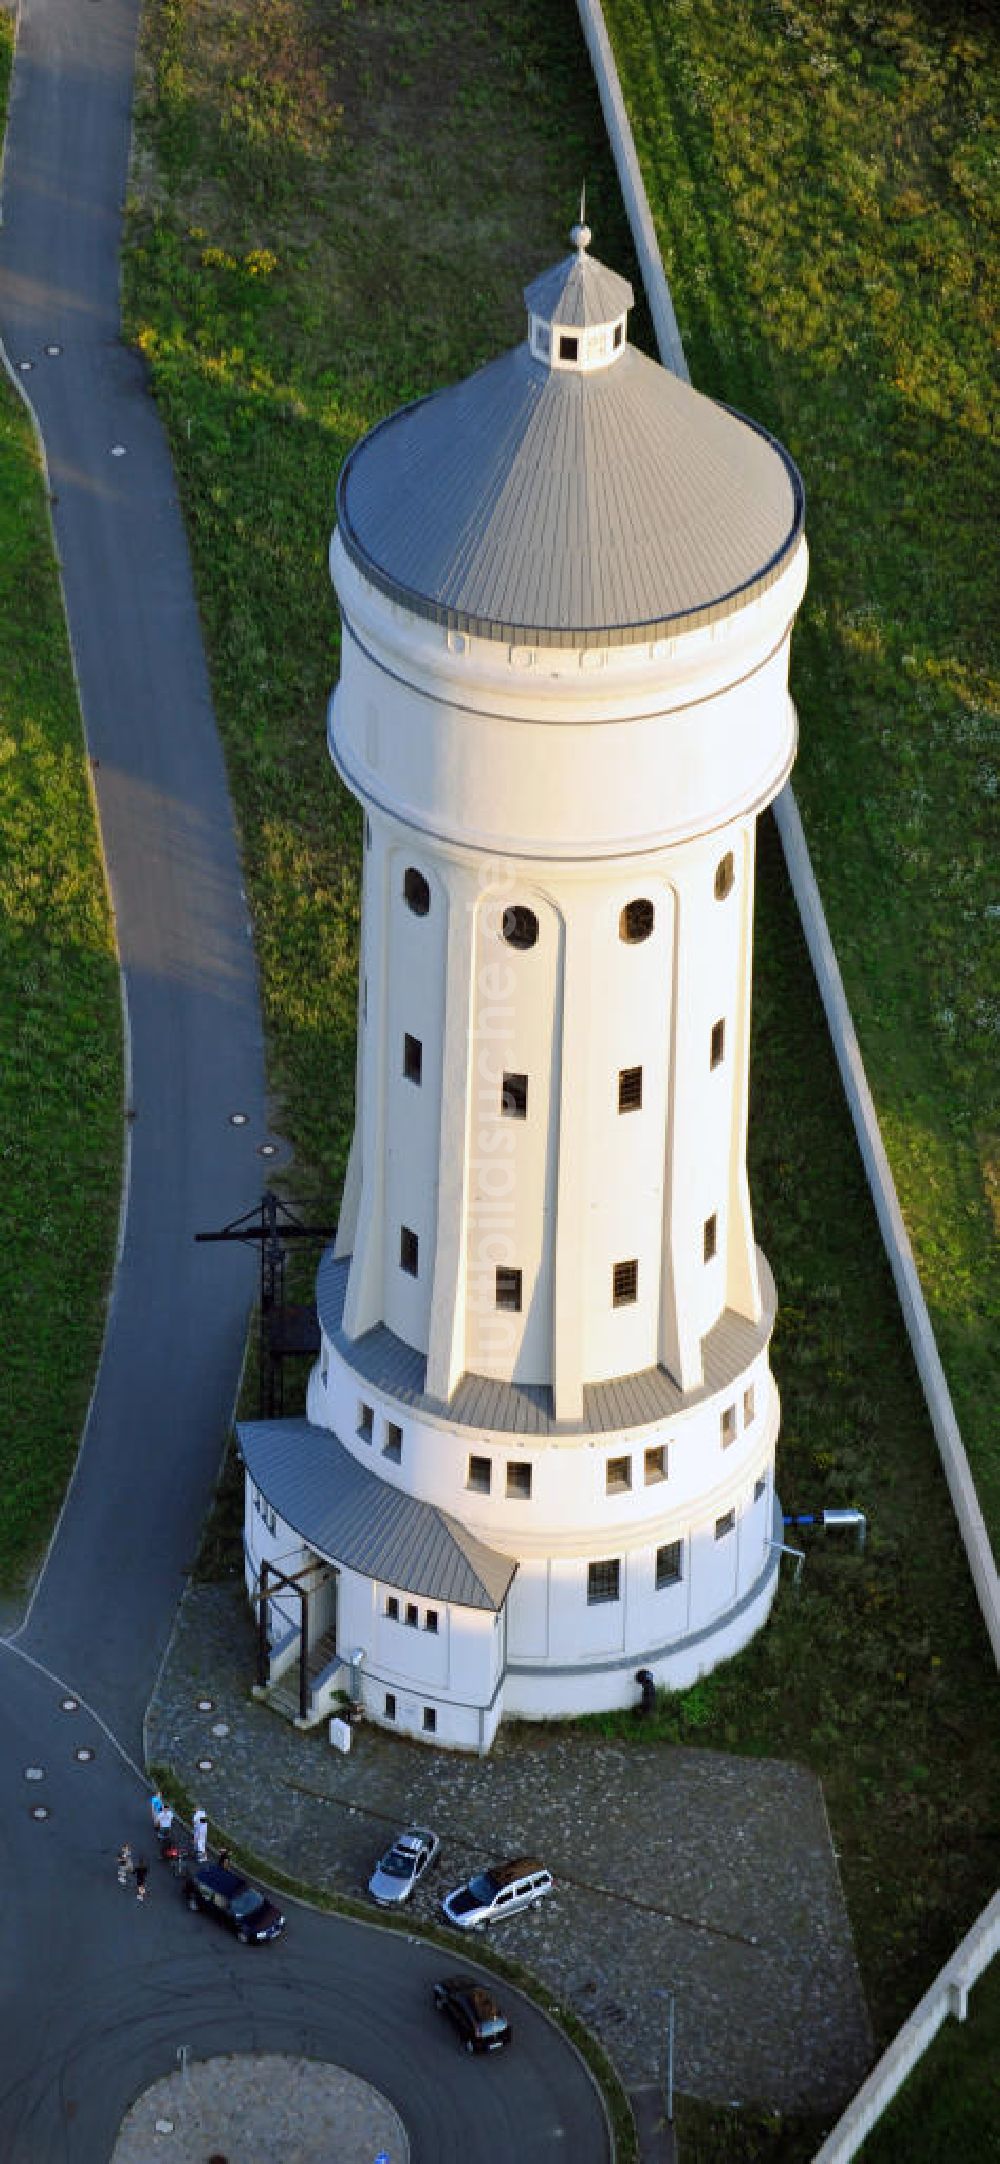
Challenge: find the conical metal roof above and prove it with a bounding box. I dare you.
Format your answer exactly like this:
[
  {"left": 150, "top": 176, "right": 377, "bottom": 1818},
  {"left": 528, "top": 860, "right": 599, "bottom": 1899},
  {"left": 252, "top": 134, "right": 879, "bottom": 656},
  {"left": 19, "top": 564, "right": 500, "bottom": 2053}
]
[{"left": 335, "top": 237, "right": 804, "bottom": 650}]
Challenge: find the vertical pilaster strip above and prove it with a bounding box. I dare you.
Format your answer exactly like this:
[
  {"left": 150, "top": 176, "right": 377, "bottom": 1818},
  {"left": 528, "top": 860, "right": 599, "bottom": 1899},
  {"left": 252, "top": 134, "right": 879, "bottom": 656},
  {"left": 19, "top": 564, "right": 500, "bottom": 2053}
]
[
  {"left": 552, "top": 910, "right": 586, "bottom": 1420},
  {"left": 659, "top": 878, "right": 704, "bottom": 1390},
  {"left": 726, "top": 822, "right": 763, "bottom": 1322},
  {"left": 342, "top": 832, "right": 389, "bottom": 1338},
  {"left": 425, "top": 869, "right": 477, "bottom": 1402}
]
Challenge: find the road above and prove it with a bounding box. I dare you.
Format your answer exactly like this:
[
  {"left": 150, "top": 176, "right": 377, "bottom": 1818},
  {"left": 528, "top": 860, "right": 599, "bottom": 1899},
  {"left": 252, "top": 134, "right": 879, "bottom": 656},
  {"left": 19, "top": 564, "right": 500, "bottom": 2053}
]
[{"left": 0, "top": 1, "right": 609, "bottom": 2156}]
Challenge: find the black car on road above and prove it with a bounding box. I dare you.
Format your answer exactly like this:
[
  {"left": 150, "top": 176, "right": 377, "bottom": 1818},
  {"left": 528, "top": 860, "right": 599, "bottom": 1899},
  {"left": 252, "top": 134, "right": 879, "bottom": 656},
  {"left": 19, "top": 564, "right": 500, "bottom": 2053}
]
[
  {"left": 433, "top": 1975, "right": 511, "bottom": 2053},
  {"left": 183, "top": 1862, "right": 285, "bottom": 1943}
]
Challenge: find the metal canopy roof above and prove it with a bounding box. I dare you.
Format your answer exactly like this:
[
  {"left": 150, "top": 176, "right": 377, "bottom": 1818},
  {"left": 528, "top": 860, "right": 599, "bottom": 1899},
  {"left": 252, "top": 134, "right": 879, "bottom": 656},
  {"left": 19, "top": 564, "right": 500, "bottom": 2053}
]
[
  {"left": 335, "top": 240, "right": 804, "bottom": 649},
  {"left": 524, "top": 244, "right": 633, "bottom": 328},
  {"left": 315, "top": 1249, "right": 774, "bottom": 1437},
  {"left": 239, "top": 1416, "right": 516, "bottom": 1612}
]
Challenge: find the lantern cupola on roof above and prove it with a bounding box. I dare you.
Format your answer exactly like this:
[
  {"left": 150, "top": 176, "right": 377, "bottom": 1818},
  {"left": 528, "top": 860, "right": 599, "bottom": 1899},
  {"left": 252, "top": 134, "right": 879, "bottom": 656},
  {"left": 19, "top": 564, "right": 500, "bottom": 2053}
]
[{"left": 524, "top": 214, "right": 634, "bottom": 372}]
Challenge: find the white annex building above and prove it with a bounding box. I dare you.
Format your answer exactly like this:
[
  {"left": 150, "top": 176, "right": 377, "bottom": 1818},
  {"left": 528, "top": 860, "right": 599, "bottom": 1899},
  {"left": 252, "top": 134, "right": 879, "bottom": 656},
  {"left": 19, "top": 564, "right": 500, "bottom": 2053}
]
[{"left": 241, "top": 220, "right": 808, "bottom": 1751}]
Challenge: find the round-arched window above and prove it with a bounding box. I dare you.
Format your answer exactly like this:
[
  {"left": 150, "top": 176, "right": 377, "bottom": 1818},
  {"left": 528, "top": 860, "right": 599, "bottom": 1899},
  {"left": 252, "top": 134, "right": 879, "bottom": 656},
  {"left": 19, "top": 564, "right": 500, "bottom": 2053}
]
[
  {"left": 619, "top": 897, "right": 655, "bottom": 944},
  {"left": 714, "top": 853, "right": 735, "bottom": 901},
  {"left": 502, "top": 904, "right": 539, "bottom": 951},
  {"left": 404, "top": 867, "right": 430, "bottom": 917}
]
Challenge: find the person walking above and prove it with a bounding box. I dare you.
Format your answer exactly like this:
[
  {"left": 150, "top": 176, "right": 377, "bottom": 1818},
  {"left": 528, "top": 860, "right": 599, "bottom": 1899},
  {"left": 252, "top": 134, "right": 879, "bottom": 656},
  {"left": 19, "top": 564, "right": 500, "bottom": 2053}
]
[
  {"left": 150, "top": 1791, "right": 164, "bottom": 1829},
  {"left": 192, "top": 1809, "right": 209, "bottom": 1863},
  {"left": 134, "top": 1858, "right": 150, "bottom": 1904},
  {"left": 116, "top": 1842, "right": 133, "bottom": 1886}
]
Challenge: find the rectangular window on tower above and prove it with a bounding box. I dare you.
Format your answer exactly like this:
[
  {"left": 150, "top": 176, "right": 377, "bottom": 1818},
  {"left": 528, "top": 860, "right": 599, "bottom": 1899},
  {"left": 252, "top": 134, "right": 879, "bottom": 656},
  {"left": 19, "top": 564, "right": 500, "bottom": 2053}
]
[
  {"left": 613, "top": 1259, "right": 638, "bottom": 1306},
  {"left": 710, "top": 1019, "right": 726, "bottom": 1069},
  {"left": 468, "top": 1455, "right": 492, "bottom": 1494},
  {"left": 403, "top": 1032, "right": 423, "bottom": 1085},
  {"left": 383, "top": 1422, "right": 403, "bottom": 1463},
  {"left": 644, "top": 1444, "right": 667, "bottom": 1485},
  {"left": 587, "top": 1558, "right": 621, "bottom": 1604},
  {"left": 618, "top": 1065, "right": 643, "bottom": 1112},
  {"left": 400, "top": 1225, "right": 419, "bottom": 1276},
  {"left": 506, "top": 1461, "right": 532, "bottom": 1501},
  {"left": 703, "top": 1215, "right": 718, "bottom": 1263},
  {"left": 656, "top": 1540, "right": 683, "bottom": 1588},
  {"left": 606, "top": 1455, "right": 632, "bottom": 1495},
  {"left": 501, "top": 1072, "right": 528, "bottom": 1118},
  {"left": 496, "top": 1266, "right": 522, "bottom": 1312}
]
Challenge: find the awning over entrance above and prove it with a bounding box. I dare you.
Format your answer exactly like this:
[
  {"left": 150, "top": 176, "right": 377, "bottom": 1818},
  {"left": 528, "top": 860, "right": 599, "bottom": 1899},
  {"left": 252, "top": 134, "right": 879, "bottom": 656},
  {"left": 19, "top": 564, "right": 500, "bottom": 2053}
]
[{"left": 239, "top": 1417, "right": 516, "bottom": 1612}]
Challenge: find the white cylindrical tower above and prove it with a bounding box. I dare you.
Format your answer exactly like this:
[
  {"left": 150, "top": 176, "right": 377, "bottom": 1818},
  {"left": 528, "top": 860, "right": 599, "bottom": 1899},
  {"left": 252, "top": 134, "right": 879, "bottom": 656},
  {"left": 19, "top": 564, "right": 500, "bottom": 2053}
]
[{"left": 246, "top": 221, "right": 807, "bottom": 1751}]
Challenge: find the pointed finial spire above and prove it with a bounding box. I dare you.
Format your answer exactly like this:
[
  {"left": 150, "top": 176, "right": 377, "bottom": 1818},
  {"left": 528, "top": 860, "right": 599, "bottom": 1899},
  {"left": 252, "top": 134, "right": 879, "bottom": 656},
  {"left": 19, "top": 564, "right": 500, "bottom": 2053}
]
[{"left": 570, "top": 182, "right": 591, "bottom": 255}]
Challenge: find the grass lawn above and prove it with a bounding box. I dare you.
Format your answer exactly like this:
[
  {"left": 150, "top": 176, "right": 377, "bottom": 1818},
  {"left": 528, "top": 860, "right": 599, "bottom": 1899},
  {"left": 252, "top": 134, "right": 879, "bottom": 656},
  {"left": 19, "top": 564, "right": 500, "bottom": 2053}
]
[
  {"left": 602, "top": 0, "right": 999, "bottom": 1539},
  {"left": 0, "top": 10, "right": 122, "bottom": 1591},
  {"left": 122, "top": 0, "right": 999, "bottom": 2156}
]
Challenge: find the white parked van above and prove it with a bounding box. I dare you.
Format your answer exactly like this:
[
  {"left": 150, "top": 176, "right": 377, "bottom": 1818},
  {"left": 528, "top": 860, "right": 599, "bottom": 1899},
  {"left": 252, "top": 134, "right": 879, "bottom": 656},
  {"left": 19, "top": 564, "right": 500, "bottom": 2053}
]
[{"left": 440, "top": 1855, "right": 554, "bottom": 1930}]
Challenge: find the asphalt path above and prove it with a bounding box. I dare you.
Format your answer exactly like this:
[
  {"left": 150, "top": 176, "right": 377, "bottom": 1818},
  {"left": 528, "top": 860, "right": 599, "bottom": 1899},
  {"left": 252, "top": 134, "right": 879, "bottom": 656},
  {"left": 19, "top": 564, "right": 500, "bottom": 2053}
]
[{"left": 0, "top": 3, "right": 609, "bottom": 2157}]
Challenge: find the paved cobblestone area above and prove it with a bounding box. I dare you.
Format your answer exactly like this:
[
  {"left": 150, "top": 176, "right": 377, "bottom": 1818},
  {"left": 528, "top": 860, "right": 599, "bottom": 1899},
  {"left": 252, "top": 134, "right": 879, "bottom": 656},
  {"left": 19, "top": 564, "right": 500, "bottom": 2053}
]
[
  {"left": 147, "top": 1584, "right": 873, "bottom": 2114},
  {"left": 111, "top": 2054, "right": 406, "bottom": 2162}
]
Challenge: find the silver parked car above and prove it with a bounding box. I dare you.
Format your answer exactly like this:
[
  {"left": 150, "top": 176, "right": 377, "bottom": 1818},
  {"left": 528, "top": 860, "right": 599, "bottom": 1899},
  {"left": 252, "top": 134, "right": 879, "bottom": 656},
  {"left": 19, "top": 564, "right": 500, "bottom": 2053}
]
[
  {"left": 440, "top": 1855, "right": 553, "bottom": 1929},
  {"left": 368, "top": 1825, "right": 440, "bottom": 1907}
]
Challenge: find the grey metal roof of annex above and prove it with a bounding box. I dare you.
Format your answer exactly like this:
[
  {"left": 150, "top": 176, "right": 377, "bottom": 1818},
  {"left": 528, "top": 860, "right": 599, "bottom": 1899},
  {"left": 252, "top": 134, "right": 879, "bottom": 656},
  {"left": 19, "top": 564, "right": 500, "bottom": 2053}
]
[
  {"left": 239, "top": 1417, "right": 516, "bottom": 1611},
  {"left": 335, "top": 227, "right": 804, "bottom": 650}
]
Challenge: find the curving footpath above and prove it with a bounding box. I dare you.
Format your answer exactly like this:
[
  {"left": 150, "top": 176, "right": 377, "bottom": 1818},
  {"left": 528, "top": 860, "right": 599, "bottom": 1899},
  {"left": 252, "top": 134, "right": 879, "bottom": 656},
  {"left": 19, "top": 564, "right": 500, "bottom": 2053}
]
[{"left": 0, "top": 2, "right": 611, "bottom": 2158}]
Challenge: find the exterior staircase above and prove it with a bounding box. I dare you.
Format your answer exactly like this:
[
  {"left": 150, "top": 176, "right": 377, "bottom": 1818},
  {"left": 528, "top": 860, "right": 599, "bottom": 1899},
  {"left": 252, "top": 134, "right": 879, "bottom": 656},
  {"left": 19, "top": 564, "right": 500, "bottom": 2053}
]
[{"left": 260, "top": 1626, "right": 343, "bottom": 1730}]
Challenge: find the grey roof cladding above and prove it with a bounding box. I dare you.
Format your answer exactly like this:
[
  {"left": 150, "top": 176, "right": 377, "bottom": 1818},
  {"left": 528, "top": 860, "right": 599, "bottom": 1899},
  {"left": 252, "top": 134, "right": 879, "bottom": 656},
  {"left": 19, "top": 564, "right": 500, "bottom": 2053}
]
[
  {"left": 315, "top": 1247, "right": 775, "bottom": 1436},
  {"left": 335, "top": 254, "right": 804, "bottom": 649},
  {"left": 239, "top": 1417, "right": 516, "bottom": 1611},
  {"left": 523, "top": 247, "right": 633, "bottom": 326}
]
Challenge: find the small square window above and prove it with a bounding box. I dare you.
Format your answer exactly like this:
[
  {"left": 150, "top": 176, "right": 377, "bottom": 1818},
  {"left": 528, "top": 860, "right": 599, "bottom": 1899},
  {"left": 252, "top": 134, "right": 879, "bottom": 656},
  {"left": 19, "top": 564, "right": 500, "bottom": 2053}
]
[
  {"left": 506, "top": 1461, "right": 532, "bottom": 1500},
  {"left": 656, "top": 1540, "right": 683, "bottom": 1588},
  {"left": 644, "top": 1444, "right": 667, "bottom": 1485},
  {"left": 744, "top": 1385, "right": 756, "bottom": 1427},
  {"left": 385, "top": 1595, "right": 399, "bottom": 1620},
  {"left": 613, "top": 1258, "right": 638, "bottom": 1306},
  {"left": 468, "top": 1454, "right": 492, "bottom": 1494},
  {"left": 710, "top": 1019, "right": 726, "bottom": 1069},
  {"left": 618, "top": 1065, "right": 643, "bottom": 1113},
  {"left": 425, "top": 1609, "right": 439, "bottom": 1634},
  {"left": 384, "top": 1691, "right": 396, "bottom": 1720},
  {"left": 502, "top": 1071, "right": 528, "bottom": 1118},
  {"left": 400, "top": 1225, "right": 419, "bottom": 1276},
  {"left": 405, "top": 1602, "right": 419, "bottom": 1628},
  {"left": 383, "top": 1421, "right": 403, "bottom": 1463},
  {"left": 404, "top": 1032, "right": 423, "bottom": 1084},
  {"left": 715, "top": 1509, "right": 736, "bottom": 1541},
  {"left": 496, "top": 1266, "right": 522, "bottom": 1312},
  {"left": 423, "top": 1706, "right": 437, "bottom": 1734},
  {"left": 703, "top": 1215, "right": 717, "bottom": 1263},
  {"left": 587, "top": 1558, "right": 621, "bottom": 1604},
  {"left": 721, "top": 1404, "right": 737, "bottom": 1447},
  {"left": 606, "top": 1454, "right": 632, "bottom": 1494},
  {"left": 754, "top": 1475, "right": 767, "bottom": 1503},
  {"left": 559, "top": 333, "right": 579, "bottom": 361},
  {"left": 358, "top": 1402, "right": 374, "bottom": 1443}
]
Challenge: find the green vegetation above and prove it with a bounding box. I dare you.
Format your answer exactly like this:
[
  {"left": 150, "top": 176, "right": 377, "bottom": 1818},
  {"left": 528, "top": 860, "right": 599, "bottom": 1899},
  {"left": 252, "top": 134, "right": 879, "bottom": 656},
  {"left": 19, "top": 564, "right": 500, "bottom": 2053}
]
[
  {"left": 124, "top": 0, "right": 999, "bottom": 2157},
  {"left": 602, "top": 0, "right": 999, "bottom": 1532},
  {"left": 0, "top": 10, "right": 122, "bottom": 1589}
]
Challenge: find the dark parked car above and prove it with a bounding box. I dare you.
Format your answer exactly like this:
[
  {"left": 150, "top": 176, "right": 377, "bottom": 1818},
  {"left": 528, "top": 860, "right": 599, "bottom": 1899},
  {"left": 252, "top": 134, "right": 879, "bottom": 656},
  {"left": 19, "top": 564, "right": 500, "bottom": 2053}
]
[
  {"left": 183, "top": 1862, "right": 285, "bottom": 1943},
  {"left": 433, "top": 1975, "right": 512, "bottom": 2054}
]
